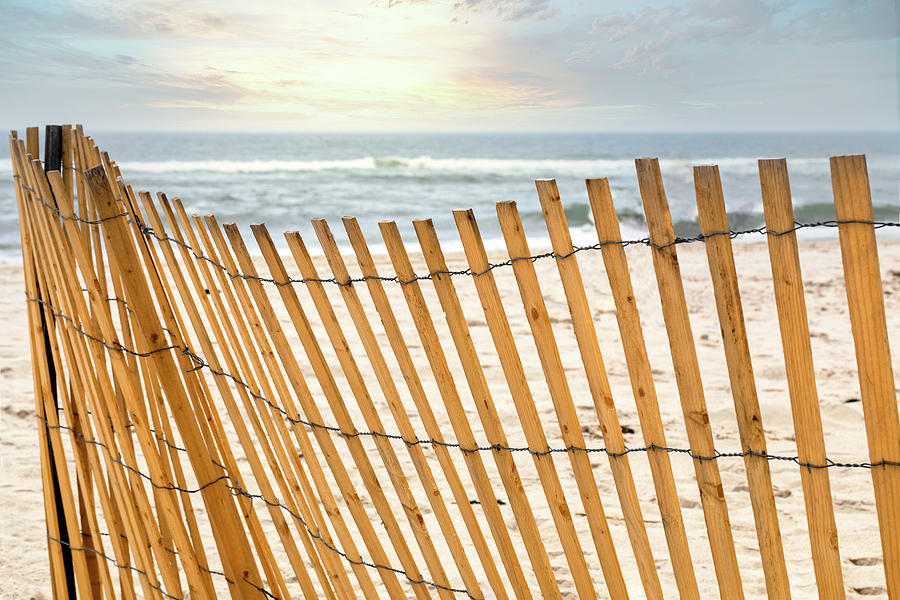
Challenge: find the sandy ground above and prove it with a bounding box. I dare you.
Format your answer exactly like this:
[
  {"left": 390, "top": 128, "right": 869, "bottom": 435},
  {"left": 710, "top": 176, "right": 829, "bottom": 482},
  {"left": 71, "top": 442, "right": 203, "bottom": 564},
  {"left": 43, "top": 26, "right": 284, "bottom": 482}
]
[{"left": 1, "top": 235, "right": 898, "bottom": 599}]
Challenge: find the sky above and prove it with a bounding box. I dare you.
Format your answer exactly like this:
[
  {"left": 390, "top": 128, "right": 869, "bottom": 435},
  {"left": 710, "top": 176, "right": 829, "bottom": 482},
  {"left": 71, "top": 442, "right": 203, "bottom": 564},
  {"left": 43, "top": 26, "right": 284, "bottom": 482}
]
[{"left": 0, "top": 0, "right": 897, "bottom": 132}]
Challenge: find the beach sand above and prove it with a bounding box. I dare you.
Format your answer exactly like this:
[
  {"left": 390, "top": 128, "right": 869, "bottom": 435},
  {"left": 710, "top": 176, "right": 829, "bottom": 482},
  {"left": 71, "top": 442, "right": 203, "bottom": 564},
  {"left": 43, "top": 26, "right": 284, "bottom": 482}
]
[{"left": 1, "top": 237, "right": 898, "bottom": 599}]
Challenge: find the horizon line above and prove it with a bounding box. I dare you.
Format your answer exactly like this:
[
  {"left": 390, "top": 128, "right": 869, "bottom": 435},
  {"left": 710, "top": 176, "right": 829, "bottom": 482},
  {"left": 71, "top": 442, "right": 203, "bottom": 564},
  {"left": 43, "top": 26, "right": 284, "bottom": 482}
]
[{"left": 6, "top": 127, "right": 900, "bottom": 136}]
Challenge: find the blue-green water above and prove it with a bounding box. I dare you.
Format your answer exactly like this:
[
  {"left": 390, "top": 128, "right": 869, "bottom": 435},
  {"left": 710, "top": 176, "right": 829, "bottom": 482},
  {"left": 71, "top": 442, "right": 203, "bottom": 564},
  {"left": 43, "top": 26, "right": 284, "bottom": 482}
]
[{"left": 2, "top": 131, "right": 897, "bottom": 262}]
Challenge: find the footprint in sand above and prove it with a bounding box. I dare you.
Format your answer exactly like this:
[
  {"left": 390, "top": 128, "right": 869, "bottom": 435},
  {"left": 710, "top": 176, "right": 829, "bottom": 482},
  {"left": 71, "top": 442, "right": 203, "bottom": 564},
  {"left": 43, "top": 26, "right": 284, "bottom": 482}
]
[
  {"left": 679, "top": 497, "right": 701, "bottom": 509},
  {"left": 853, "top": 586, "right": 885, "bottom": 596},
  {"left": 848, "top": 557, "right": 882, "bottom": 566},
  {"left": 1, "top": 404, "right": 31, "bottom": 419}
]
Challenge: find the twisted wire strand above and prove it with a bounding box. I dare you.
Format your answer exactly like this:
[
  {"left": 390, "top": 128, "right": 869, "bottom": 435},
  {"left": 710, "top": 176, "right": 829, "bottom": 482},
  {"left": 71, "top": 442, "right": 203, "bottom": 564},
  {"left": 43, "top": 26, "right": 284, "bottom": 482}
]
[
  {"left": 93, "top": 530, "right": 232, "bottom": 581},
  {"left": 39, "top": 407, "right": 898, "bottom": 600},
  {"left": 15, "top": 178, "right": 899, "bottom": 291},
  {"left": 46, "top": 533, "right": 184, "bottom": 600},
  {"left": 31, "top": 293, "right": 900, "bottom": 468},
  {"left": 40, "top": 416, "right": 479, "bottom": 600},
  {"left": 29, "top": 292, "right": 900, "bottom": 468}
]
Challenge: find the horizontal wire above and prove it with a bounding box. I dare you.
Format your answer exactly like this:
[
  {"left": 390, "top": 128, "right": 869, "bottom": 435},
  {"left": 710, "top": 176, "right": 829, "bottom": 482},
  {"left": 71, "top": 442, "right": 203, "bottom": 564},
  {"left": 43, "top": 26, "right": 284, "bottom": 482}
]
[
  {"left": 242, "top": 577, "right": 282, "bottom": 600},
  {"left": 53, "top": 405, "right": 195, "bottom": 457},
  {"left": 48, "top": 531, "right": 273, "bottom": 598},
  {"left": 30, "top": 292, "right": 900, "bottom": 469},
  {"left": 41, "top": 415, "right": 229, "bottom": 493},
  {"left": 46, "top": 532, "right": 183, "bottom": 600},
  {"left": 94, "top": 530, "right": 232, "bottom": 582},
  {"left": 41, "top": 416, "right": 478, "bottom": 600},
  {"left": 15, "top": 178, "right": 899, "bottom": 291},
  {"left": 41, "top": 390, "right": 899, "bottom": 600}
]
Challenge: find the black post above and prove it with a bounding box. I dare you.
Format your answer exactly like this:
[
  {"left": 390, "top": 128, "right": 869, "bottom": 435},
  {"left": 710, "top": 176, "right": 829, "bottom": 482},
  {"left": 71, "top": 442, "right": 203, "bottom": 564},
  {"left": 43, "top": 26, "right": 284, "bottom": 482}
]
[
  {"left": 42, "top": 124, "right": 77, "bottom": 599},
  {"left": 45, "top": 126, "right": 63, "bottom": 172}
]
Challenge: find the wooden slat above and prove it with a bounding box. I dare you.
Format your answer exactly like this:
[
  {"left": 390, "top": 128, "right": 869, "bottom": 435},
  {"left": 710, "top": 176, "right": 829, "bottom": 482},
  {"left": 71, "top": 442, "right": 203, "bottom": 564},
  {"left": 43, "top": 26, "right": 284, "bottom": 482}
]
[
  {"left": 113, "top": 177, "right": 268, "bottom": 597},
  {"left": 86, "top": 137, "right": 108, "bottom": 303},
  {"left": 693, "top": 164, "right": 791, "bottom": 598},
  {"left": 103, "top": 192, "right": 141, "bottom": 429},
  {"left": 379, "top": 220, "right": 534, "bottom": 600},
  {"left": 31, "top": 130, "right": 90, "bottom": 599},
  {"left": 602, "top": 170, "right": 746, "bottom": 599},
  {"left": 53, "top": 295, "right": 111, "bottom": 600},
  {"left": 66, "top": 127, "right": 87, "bottom": 254},
  {"left": 27, "top": 277, "right": 131, "bottom": 600},
  {"left": 72, "top": 126, "right": 92, "bottom": 249},
  {"left": 537, "top": 180, "right": 700, "bottom": 599},
  {"left": 454, "top": 207, "right": 620, "bottom": 600},
  {"left": 20, "top": 148, "right": 144, "bottom": 597},
  {"left": 61, "top": 124, "right": 73, "bottom": 201},
  {"left": 758, "top": 159, "right": 845, "bottom": 597},
  {"left": 78, "top": 162, "right": 230, "bottom": 596},
  {"left": 411, "top": 218, "right": 562, "bottom": 600},
  {"left": 341, "top": 217, "right": 511, "bottom": 600},
  {"left": 32, "top": 253, "right": 121, "bottom": 600},
  {"left": 176, "top": 207, "right": 346, "bottom": 600},
  {"left": 39, "top": 292, "right": 129, "bottom": 600},
  {"left": 75, "top": 131, "right": 109, "bottom": 315},
  {"left": 37, "top": 299, "right": 116, "bottom": 600},
  {"left": 26, "top": 125, "right": 39, "bottom": 157},
  {"left": 37, "top": 167, "right": 201, "bottom": 600},
  {"left": 830, "top": 154, "right": 900, "bottom": 596},
  {"left": 122, "top": 188, "right": 231, "bottom": 588}
]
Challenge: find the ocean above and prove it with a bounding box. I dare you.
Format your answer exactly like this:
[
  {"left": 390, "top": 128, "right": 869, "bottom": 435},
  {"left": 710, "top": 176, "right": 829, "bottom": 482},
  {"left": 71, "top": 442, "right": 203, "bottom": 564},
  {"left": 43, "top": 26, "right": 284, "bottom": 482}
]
[{"left": 2, "top": 131, "right": 898, "bottom": 263}]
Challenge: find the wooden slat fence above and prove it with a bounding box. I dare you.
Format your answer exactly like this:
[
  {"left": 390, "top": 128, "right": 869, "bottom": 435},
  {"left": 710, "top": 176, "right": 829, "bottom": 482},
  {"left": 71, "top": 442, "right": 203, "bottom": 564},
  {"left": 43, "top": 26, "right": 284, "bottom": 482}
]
[{"left": 8, "top": 125, "right": 899, "bottom": 599}]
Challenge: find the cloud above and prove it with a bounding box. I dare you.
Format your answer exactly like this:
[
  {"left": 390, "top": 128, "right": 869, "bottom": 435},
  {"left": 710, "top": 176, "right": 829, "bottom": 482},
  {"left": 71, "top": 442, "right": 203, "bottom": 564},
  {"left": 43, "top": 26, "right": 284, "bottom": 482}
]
[
  {"left": 381, "top": 0, "right": 559, "bottom": 21},
  {"left": 566, "top": 41, "right": 595, "bottom": 63},
  {"left": 788, "top": 0, "right": 898, "bottom": 43},
  {"left": 0, "top": 37, "right": 250, "bottom": 108},
  {"left": 453, "top": 0, "right": 560, "bottom": 21},
  {"left": 2, "top": 0, "right": 234, "bottom": 41},
  {"left": 590, "top": 0, "right": 898, "bottom": 71}
]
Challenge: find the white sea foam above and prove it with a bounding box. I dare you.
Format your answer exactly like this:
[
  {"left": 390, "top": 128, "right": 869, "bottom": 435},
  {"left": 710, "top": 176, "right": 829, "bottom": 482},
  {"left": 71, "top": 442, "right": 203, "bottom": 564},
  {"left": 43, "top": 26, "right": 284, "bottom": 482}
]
[
  {"left": 116, "top": 158, "right": 380, "bottom": 173},
  {"left": 3, "top": 154, "right": 893, "bottom": 178},
  {"left": 114, "top": 156, "right": 640, "bottom": 174},
  {"left": 110, "top": 155, "right": 846, "bottom": 176}
]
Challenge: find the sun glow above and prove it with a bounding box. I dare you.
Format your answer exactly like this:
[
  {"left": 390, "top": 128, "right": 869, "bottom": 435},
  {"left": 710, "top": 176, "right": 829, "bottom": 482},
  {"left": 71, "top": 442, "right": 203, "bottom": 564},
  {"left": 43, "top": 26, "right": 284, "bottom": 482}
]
[{"left": 136, "top": 0, "right": 510, "bottom": 121}]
